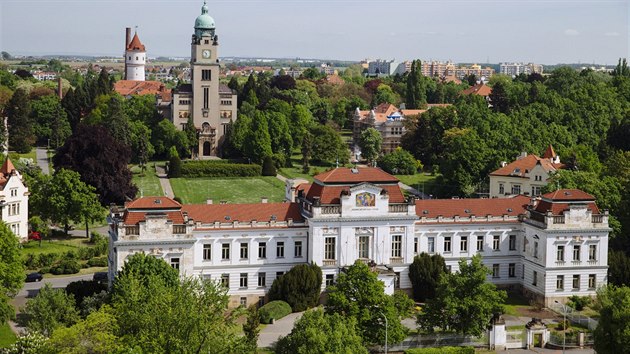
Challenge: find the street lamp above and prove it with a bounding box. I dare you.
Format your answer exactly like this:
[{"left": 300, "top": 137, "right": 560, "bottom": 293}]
[
  {"left": 554, "top": 300, "right": 566, "bottom": 354},
  {"left": 379, "top": 311, "right": 388, "bottom": 354}
]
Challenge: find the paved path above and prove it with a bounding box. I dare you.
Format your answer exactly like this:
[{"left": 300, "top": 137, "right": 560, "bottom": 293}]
[
  {"left": 156, "top": 165, "right": 174, "bottom": 198},
  {"left": 257, "top": 312, "right": 303, "bottom": 348},
  {"left": 35, "top": 147, "right": 50, "bottom": 175},
  {"left": 399, "top": 182, "right": 431, "bottom": 199}
]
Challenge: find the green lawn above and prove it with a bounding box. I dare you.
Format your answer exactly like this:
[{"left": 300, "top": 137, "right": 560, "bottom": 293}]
[
  {"left": 0, "top": 322, "right": 16, "bottom": 348},
  {"left": 9, "top": 150, "right": 37, "bottom": 162},
  {"left": 131, "top": 165, "right": 163, "bottom": 197},
  {"left": 20, "top": 237, "right": 92, "bottom": 256},
  {"left": 503, "top": 292, "right": 533, "bottom": 316},
  {"left": 170, "top": 177, "right": 286, "bottom": 204},
  {"left": 43, "top": 266, "right": 107, "bottom": 279},
  {"left": 279, "top": 150, "right": 343, "bottom": 182}
]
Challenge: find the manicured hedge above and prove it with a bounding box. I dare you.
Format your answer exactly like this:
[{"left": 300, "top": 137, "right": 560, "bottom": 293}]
[
  {"left": 406, "top": 347, "right": 474, "bottom": 354},
  {"left": 87, "top": 256, "right": 107, "bottom": 267},
  {"left": 180, "top": 161, "right": 262, "bottom": 177},
  {"left": 50, "top": 259, "right": 80, "bottom": 275},
  {"left": 258, "top": 300, "right": 292, "bottom": 324}
]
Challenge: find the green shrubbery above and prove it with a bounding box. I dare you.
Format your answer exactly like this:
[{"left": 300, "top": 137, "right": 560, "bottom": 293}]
[
  {"left": 23, "top": 232, "right": 109, "bottom": 273},
  {"left": 567, "top": 295, "right": 592, "bottom": 311},
  {"left": 268, "top": 263, "right": 322, "bottom": 312},
  {"left": 87, "top": 256, "right": 107, "bottom": 267},
  {"left": 258, "top": 300, "right": 292, "bottom": 324},
  {"left": 179, "top": 160, "right": 262, "bottom": 177},
  {"left": 261, "top": 156, "right": 277, "bottom": 176},
  {"left": 50, "top": 259, "right": 80, "bottom": 275},
  {"left": 406, "top": 347, "right": 474, "bottom": 354}
]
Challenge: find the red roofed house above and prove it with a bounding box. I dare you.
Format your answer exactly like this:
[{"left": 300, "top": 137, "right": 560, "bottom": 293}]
[
  {"left": 489, "top": 145, "right": 565, "bottom": 198},
  {"left": 353, "top": 103, "right": 451, "bottom": 154},
  {"left": 0, "top": 159, "right": 29, "bottom": 241},
  {"left": 109, "top": 167, "right": 608, "bottom": 307}
]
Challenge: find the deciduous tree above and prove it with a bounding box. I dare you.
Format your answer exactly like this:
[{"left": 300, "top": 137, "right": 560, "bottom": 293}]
[
  {"left": 6, "top": 88, "right": 35, "bottom": 153},
  {"left": 0, "top": 221, "right": 25, "bottom": 323},
  {"left": 358, "top": 127, "right": 382, "bottom": 165},
  {"left": 21, "top": 284, "right": 80, "bottom": 337},
  {"left": 268, "top": 263, "right": 322, "bottom": 312},
  {"left": 593, "top": 285, "right": 630, "bottom": 353}
]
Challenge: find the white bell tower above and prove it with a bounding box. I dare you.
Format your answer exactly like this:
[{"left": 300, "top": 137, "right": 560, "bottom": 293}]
[{"left": 124, "top": 28, "right": 146, "bottom": 81}]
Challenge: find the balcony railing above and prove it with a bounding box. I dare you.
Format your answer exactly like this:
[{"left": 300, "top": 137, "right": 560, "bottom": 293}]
[
  {"left": 321, "top": 206, "right": 341, "bottom": 215},
  {"left": 173, "top": 225, "right": 186, "bottom": 234},
  {"left": 125, "top": 226, "right": 139, "bottom": 235},
  {"left": 592, "top": 215, "right": 603, "bottom": 223},
  {"left": 390, "top": 257, "right": 403, "bottom": 264},
  {"left": 552, "top": 216, "right": 565, "bottom": 224},
  {"left": 388, "top": 204, "right": 408, "bottom": 213},
  {"left": 322, "top": 259, "right": 337, "bottom": 266}
]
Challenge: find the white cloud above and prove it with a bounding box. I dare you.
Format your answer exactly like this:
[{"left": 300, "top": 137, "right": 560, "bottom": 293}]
[
  {"left": 605, "top": 31, "right": 620, "bottom": 36},
  {"left": 564, "top": 29, "right": 579, "bottom": 36}
]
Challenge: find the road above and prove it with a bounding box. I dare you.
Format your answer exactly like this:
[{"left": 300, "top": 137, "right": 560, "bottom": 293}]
[{"left": 35, "top": 147, "right": 50, "bottom": 175}]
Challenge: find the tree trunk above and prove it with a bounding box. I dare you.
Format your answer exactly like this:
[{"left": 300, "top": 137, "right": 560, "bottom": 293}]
[{"left": 85, "top": 219, "right": 89, "bottom": 239}]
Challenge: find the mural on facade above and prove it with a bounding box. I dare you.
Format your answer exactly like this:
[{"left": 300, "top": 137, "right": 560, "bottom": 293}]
[{"left": 356, "top": 192, "right": 376, "bottom": 207}]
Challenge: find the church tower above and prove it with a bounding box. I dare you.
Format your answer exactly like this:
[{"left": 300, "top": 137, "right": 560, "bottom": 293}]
[{"left": 125, "top": 30, "right": 146, "bottom": 81}]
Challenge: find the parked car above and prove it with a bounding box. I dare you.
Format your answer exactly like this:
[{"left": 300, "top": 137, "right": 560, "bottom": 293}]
[
  {"left": 25, "top": 272, "right": 43, "bottom": 282},
  {"left": 92, "top": 272, "right": 108, "bottom": 283}
]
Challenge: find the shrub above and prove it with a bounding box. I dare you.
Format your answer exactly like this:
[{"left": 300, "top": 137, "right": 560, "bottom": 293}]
[
  {"left": 556, "top": 319, "right": 571, "bottom": 331},
  {"left": 261, "top": 156, "right": 277, "bottom": 176},
  {"left": 87, "top": 256, "right": 107, "bottom": 267},
  {"left": 37, "top": 253, "right": 58, "bottom": 268},
  {"left": 268, "top": 263, "right": 322, "bottom": 312},
  {"left": 173, "top": 196, "right": 183, "bottom": 204},
  {"left": 180, "top": 160, "right": 262, "bottom": 177},
  {"left": 258, "top": 300, "right": 292, "bottom": 324},
  {"left": 65, "top": 280, "right": 107, "bottom": 307},
  {"left": 567, "top": 295, "right": 592, "bottom": 311},
  {"left": 50, "top": 259, "right": 80, "bottom": 275},
  {"left": 378, "top": 148, "right": 419, "bottom": 175},
  {"left": 168, "top": 154, "right": 182, "bottom": 178},
  {"left": 406, "top": 347, "right": 474, "bottom": 354},
  {"left": 39, "top": 267, "right": 50, "bottom": 274}
]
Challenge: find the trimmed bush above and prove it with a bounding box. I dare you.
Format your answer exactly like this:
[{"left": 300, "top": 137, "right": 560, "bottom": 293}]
[
  {"left": 258, "top": 300, "right": 292, "bottom": 324},
  {"left": 50, "top": 259, "right": 80, "bottom": 275},
  {"left": 268, "top": 263, "right": 322, "bottom": 312},
  {"left": 87, "top": 256, "right": 107, "bottom": 267},
  {"left": 406, "top": 347, "right": 474, "bottom": 354},
  {"left": 180, "top": 160, "right": 262, "bottom": 177},
  {"left": 65, "top": 280, "right": 107, "bottom": 306},
  {"left": 261, "top": 156, "right": 277, "bottom": 176},
  {"left": 168, "top": 154, "right": 182, "bottom": 178}
]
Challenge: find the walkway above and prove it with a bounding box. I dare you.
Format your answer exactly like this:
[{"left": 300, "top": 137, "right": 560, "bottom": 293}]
[
  {"left": 257, "top": 312, "right": 303, "bottom": 348},
  {"left": 155, "top": 165, "right": 174, "bottom": 198},
  {"left": 399, "top": 182, "right": 430, "bottom": 199},
  {"left": 35, "top": 147, "right": 50, "bottom": 175}
]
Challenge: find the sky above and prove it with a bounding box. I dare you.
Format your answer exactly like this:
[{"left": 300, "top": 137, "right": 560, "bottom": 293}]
[{"left": 0, "top": 0, "right": 628, "bottom": 65}]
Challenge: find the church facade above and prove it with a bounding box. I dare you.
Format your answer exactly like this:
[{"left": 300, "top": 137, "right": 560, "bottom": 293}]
[
  {"left": 171, "top": 1, "right": 238, "bottom": 157},
  {"left": 108, "top": 167, "right": 609, "bottom": 307}
]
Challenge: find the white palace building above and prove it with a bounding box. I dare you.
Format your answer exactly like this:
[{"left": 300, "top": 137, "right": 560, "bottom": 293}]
[{"left": 107, "top": 167, "right": 609, "bottom": 307}]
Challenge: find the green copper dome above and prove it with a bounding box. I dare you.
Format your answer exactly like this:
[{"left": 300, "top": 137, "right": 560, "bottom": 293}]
[{"left": 194, "top": 1, "right": 215, "bottom": 38}]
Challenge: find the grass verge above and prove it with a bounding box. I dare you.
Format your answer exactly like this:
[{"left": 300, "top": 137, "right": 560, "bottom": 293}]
[
  {"left": 0, "top": 322, "right": 16, "bottom": 348},
  {"left": 170, "top": 177, "right": 286, "bottom": 204}
]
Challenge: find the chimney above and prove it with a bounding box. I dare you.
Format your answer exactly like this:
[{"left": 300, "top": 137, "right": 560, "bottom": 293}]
[
  {"left": 56, "top": 78, "right": 63, "bottom": 99},
  {"left": 261, "top": 197, "right": 268, "bottom": 204},
  {"left": 206, "top": 199, "right": 213, "bottom": 205},
  {"left": 124, "top": 27, "right": 131, "bottom": 80}
]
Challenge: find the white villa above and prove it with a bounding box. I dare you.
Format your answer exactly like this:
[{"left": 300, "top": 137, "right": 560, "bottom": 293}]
[
  {"left": 0, "top": 159, "right": 29, "bottom": 241},
  {"left": 108, "top": 167, "right": 608, "bottom": 307}
]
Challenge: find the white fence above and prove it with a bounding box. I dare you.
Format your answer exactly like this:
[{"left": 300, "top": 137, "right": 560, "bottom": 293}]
[{"left": 548, "top": 303, "right": 598, "bottom": 331}]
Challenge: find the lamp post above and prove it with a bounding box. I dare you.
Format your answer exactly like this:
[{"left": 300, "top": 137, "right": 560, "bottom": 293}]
[
  {"left": 380, "top": 311, "right": 388, "bottom": 354},
  {"left": 555, "top": 300, "right": 566, "bottom": 354}
]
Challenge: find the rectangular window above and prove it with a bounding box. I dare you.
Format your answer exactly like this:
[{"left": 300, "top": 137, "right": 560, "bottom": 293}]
[
  {"left": 258, "top": 242, "right": 266, "bottom": 259},
  {"left": 523, "top": 236, "right": 527, "bottom": 252},
  {"left": 203, "top": 244, "right": 212, "bottom": 261},
  {"left": 477, "top": 235, "right": 484, "bottom": 251},
  {"left": 499, "top": 183, "right": 504, "bottom": 195},
  {"left": 534, "top": 242, "right": 539, "bottom": 258},
  {"left": 573, "top": 245, "right": 581, "bottom": 261},
  {"left": 358, "top": 236, "right": 369, "bottom": 259},
  {"left": 258, "top": 272, "right": 266, "bottom": 287},
  {"left": 240, "top": 242, "right": 248, "bottom": 259},
  {"left": 557, "top": 245, "right": 565, "bottom": 261},
  {"left": 511, "top": 184, "right": 521, "bottom": 195},
  {"left": 509, "top": 235, "right": 516, "bottom": 251},
  {"left": 258, "top": 296, "right": 265, "bottom": 307},
  {"left": 240, "top": 297, "right": 247, "bottom": 306},
  {"left": 170, "top": 257, "right": 180, "bottom": 271},
  {"left": 492, "top": 264, "right": 500, "bottom": 278},
  {"left": 325, "top": 274, "right": 334, "bottom": 287},
  {"left": 427, "top": 237, "right": 435, "bottom": 253},
  {"left": 240, "top": 273, "right": 248, "bottom": 288},
  {"left": 444, "top": 237, "right": 451, "bottom": 252},
  {"left": 588, "top": 274, "right": 596, "bottom": 289},
  {"left": 391, "top": 235, "right": 402, "bottom": 258},
  {"left": 294, "top": 241, "right": 302, "bottom": 258},
  {"left": 414, "top": 237, "right": 418, "bottom": 254},
  {"left": 589, "top": 245, "right": 597, "bottom": 261},
  {"left": 276, "top": 271, "right": 284, "bottom": 278},
  {"left": 203, "top": 87, "right": 209, "bottom": 109},
  {"left": 532, "top": 186, "right": 541, "bottom": 196},
  {"left": 557, "top": 275, "right": 564, "bottom": 290},
  {"left": 202, "top": 69, "right": 211, "bottom": 81},
  {"left": 532, "top": 271, "right": 538, "bottom": 286},
  {"left": 573, "top": 274, "right": 580, "bottom": 290},
  {"left": 324, "top": 237, "right": 336, "bottom": 260},
  {"left": 221, "top": 243, "right": 230, "bottom": 260},
  {"left": 508, "top": 263, "right": 515, "bottom": 277},
  {"left": 221, "top": 274, "right": 229, "bottom": 287},
  {"left": 493, "top": 235, "right": 500, "bottom": 251},
  {"left": 394, "top": 272, "right": 401, "bottom": 289},
  {"left": 460, "top": 236, "right": 468, "bottom": 252},
  {"left": 276, "top": 242, "right": 285, "bottom": 258}
]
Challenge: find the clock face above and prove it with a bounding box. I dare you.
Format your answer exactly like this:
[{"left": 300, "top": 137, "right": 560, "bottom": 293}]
[{"left": 202, "top": 50, "right": 211, "bottom": 59}]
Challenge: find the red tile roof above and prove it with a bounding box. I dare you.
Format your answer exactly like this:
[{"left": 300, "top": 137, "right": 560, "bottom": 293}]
[
  {"left": 541, "top": 189, "right": 594, "bottom": 201},
  {"left": 0, "top": 158, "right": 15, "bottom": 176},
  {"left": 126, "top": 33, "right": 146, "bottom": 51},
  {"left": 314, "top": 167, "right": 399, "bottom": 184},
  {"left": 461, "top": 83, "right": 492, "bottom": 96},
  {"left": 542, "top": 144, "right": 557, "bottom": 159},
  {"left": 490, "top": 154, "right": 564, "bottom": 177},
  {"left": 114, "top": 80, "right": 171, "bottom": 97},
  {"left": 126, "top": 196, "right": 182, "bottom": 210},
  {"left": 182, "top": 203, "right": 304, "bottom": 223},
  {"left": 415, "top": 195, "right": 530, "bottom": 218},
  {"left": 356, "top": 103, "right": 452, "bottom": 123},
  {"left": 124, "top": 211, "right": 185, "bottom": 225},
  {"left": 306, "top": 184, "right": 405, "bottom": 204}
]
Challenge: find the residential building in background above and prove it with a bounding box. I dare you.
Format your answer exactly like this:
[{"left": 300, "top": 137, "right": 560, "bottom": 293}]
[
  {"left": 109, "top": 167, "right": 609, "bottom": 307},
  {"left": 499, "top": 62, "right": 544, "bottom": 77},
  {"left": 170, "top": 1, "right": 238, "bottom": 157},
  {"left": 489, "top": 145, "right": 564, "bottom": 198},
  {"left": 0, "top": 159, "right": 29, "bottom": 242},
  {"left": 367, "top": 59, "right": 400, "bottom": 76}
]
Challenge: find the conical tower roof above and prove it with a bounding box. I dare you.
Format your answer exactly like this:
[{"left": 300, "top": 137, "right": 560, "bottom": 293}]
[
  {"left": 0, "top": 158, "right": 15, "bottom": 176},
  {"left": 126, "top": 32, "right": 146, "bottom": 51}
]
